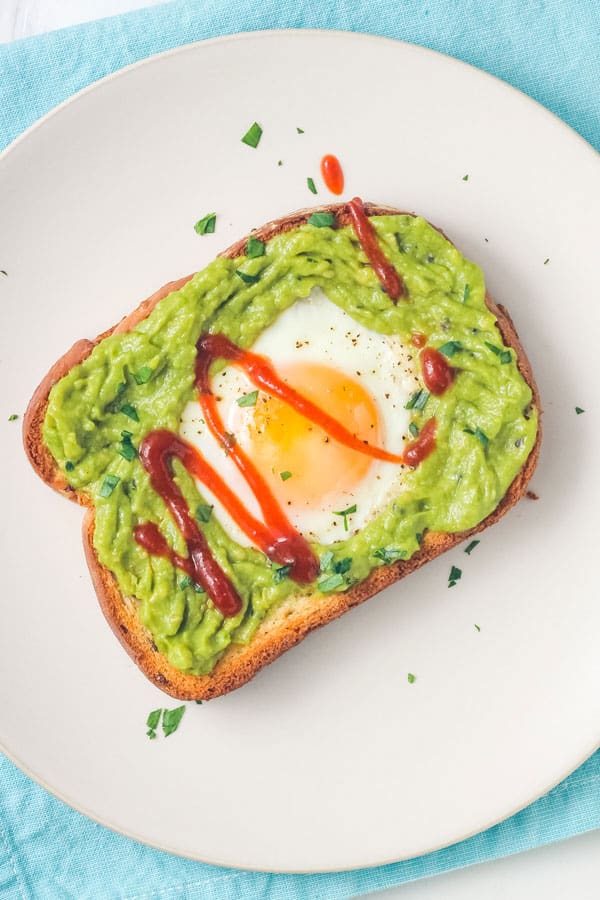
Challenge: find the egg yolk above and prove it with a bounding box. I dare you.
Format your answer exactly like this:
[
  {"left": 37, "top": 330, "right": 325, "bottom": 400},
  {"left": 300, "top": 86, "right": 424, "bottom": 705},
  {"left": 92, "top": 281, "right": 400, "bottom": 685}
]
[{"left": 243, "top": 362, "right": 382, "bottom": 507}]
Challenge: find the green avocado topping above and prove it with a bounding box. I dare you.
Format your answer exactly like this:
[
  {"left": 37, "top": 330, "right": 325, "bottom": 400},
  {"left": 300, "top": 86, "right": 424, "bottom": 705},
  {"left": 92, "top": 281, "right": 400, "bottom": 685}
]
[{"left": 43, "top": 214, "right": 537, "bottom": 676}]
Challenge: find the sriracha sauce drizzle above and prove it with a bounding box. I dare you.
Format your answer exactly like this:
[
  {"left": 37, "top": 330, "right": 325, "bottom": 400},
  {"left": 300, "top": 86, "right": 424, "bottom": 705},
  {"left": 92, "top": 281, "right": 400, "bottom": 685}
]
[
  {"left": 347, "top": 197, "right": 404, "bottom": 302},
  {"left": 321, "top": 154, "right": 344, "bottom": 195},
  {"left": 420, "top": 347, "right": 455, "bottom": 395}
]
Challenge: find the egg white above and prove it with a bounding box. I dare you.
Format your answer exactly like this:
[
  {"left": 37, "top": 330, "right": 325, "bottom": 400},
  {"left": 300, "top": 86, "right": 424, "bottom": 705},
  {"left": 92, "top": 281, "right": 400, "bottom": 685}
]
[{"left": 179, "top": 288, "right": 418, "bottom": 546}]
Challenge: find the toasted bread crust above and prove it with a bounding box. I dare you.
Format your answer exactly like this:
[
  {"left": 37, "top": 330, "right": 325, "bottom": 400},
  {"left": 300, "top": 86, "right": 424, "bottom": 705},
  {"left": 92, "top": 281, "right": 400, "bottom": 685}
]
[{"left": 24, "top": 203, "right": 541, "bottom": 699}]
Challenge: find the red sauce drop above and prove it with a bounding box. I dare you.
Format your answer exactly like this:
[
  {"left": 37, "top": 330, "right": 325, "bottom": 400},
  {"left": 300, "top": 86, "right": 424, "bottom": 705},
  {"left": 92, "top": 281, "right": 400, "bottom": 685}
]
[
  {"left": 411, "top": 332, "right": 426, "bottom": 348},
  {"left": 420, "top": 347, "right": 455, "bottom": 395},
  {"left": 321, "top": 154, "right": 344, "bottom": 195},
  {"left": 403, "top": 418, "right": 437, "bottom": 467},
  {"left": 347, "top": 197, "right": 404, "bottom": 301}
]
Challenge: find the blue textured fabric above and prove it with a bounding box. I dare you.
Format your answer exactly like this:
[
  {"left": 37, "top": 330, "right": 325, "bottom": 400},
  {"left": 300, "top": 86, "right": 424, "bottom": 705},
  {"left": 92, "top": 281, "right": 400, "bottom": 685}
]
[{"left": 1, "top": 2, "right": 599, "bottom": 897}]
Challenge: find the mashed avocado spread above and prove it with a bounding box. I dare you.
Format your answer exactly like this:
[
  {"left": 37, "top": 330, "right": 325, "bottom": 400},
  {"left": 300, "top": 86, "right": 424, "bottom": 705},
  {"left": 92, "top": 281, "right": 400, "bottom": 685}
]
[{"left": 44, "top": 215, "right": 537, "bottom": 674}]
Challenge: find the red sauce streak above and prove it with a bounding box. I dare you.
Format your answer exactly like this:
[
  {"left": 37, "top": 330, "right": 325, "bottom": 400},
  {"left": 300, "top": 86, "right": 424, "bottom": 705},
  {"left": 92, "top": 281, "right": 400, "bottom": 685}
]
[
  {"left": 196, "top": 334, "right": 404, "bottom": 465},
  {"left": 411, "top": 332, "right": 426, "bottom": 348},
  {"left": 321, "top": 154, "right": 344, "bottom": 195},
  {"left": 134, "top": 522, "right": 194, "bottom": 578},
  {"left": 420, "top": 347, "right": 455, "bottom": 395},
  {"left": 403, "top": 418, "right": 437, "bottom": 467},
  {"left": 347, "top": 197, "right": 404, "bottom": 301}
]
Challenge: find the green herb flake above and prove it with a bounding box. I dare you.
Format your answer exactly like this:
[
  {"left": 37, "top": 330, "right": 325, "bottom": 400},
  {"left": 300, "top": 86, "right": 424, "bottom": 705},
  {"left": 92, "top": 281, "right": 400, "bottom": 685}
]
[
  {"left": 448, "top": 565, "right": 462, "bottom": 587},
  {"left": 162, "top": 705, "right": 186, "bottom": 737},
  {"left": 195, "top": 700, "right": 203, "bottom": 705},
  {"left": 464, "top": 539, "right": 480, "bottom": 555},
  {"left": 464, "top": 426, "right": 489, "bottom": 448},
  {"left": 236, "top": 269, "right": 260, "bottom": 285},
  {"left": 438, "top": 340, "right": 463, "bottom": 358},
  {"left": 307, "top": 177, "right": 317, "bottom": 195},
  {"left": 463, "top": 284, "right": 471, "bottom": 303},
  {"left": 407, "top": 672, "right": 416, "bottom": 684},
  {"left": 246, "top": 236, "right": 266, "bottom": 259},
  {"left": 179, "top": 575, "right": 193, "bottom": 590},
  {"left": 280, "top": 470, "right": 292, "bottom": 481},
  {"left": 65, "top": 461, "right": 75, "bottom": 472},
  {"left": 544, "top": 258, "right": 550, "bottom": 265},
  {"left": 273, "top": 564, "right": 291, "bottom": 584},
  {"left": 307, "top": 212, "right": 335, "bottom": 228},
  {"left": 319, "top": 551, "right": 334, "bottom": 572},
  {"left": 146, "top": 709, "right": 162, "bottom": 730},
  {"left": 118, "top": 431, "right": 137, "bottom": 461},
  {"left": 333, "top": 503, "right": 357, "bottom": 531},
  {"left": 317, "top": 573, "right": 345, "bottom": 593},
  {"left": 133, "top": 365, "right": 153, "bottom": 385},
  {"left": 120, "top": 403, "right": 139, "bottom": 422},
  {"left": 416, "top": 532, "right": 425, "bottom": 545},
  {"left": 485, "top": 342, "right": 502, "bottom": 356},
  {"left": 575, "top": 406, "right": 585, "bottom": 415},
  {"left": 462, "top": 174, "right": 469, "bottom": 181},
  {"left": 408, "top": 422, "right": 419, "bottom": 439},
  {"left": 277, "top": 160, "right": 283, "bottom": 166},
  {"left": 147, "top": 729, "right": 157, "bottom": 739},
  {"left": 8, "top": 413, "right": 18, "bottom": 421},
  {"left": 296, "top": 127, "right": 304, "bottom": 134},
  {"left": 195, "top": 504, "right": 213, "bottom": 523},
  {"left": 334, "top": 557, "right": 352, "bottom": 575},
  {"left": 374, "top": 547, "right": 407, "bottom": 565},
  {"left": 237, "top": 390, "right": 258, "bottom": 407},
  {"left": 474, "top": 624, "right": 481, "bottom": 632},
  {"left": 194, "top": 213, "right": 216, "bottom": 236},
  {"left": 500, "top": 350, "right": 512, "bottom": 364},
  {"left": 241, "top": 122, "right": 262, "bottom": 148},
  {"left": 99, "top": 474, "right": 120, "bottom": 498},
  {"left": 414, "top": 390, "right": 430, "bottom": 411},
  {"left": 193, "top": 583, "right": 205, "bottom": 594}
]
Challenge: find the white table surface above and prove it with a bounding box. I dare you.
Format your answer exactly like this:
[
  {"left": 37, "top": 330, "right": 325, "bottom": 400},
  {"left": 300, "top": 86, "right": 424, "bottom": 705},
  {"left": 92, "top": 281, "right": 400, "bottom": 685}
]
[{"left": 2, "top": 3, "right": 599, "bottom": 898}]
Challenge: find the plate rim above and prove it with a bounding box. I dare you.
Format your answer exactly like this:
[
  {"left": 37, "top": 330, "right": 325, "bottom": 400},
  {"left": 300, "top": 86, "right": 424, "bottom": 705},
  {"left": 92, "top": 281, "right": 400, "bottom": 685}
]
[{"left": 1, "top": 27, "right": 599, "bottom": 873}]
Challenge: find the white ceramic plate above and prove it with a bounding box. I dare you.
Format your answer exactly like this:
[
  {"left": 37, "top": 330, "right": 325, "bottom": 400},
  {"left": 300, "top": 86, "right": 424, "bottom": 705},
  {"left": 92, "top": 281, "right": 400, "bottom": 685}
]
[{"left": 1, "top": 30, "right": 599, "bottom": 873}]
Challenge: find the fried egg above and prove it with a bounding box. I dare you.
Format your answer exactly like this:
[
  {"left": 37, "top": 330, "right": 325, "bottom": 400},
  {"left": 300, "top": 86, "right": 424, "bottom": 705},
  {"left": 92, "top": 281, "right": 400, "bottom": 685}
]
[{"left": 180, "top": 288, "right": 418, "bottom": 546}]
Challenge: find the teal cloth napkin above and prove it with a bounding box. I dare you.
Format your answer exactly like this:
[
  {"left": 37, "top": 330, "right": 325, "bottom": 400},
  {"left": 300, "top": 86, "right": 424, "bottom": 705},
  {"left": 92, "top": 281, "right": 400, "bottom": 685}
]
[{"left": 1, "top": 2, "right": 599, "bottom": 897}]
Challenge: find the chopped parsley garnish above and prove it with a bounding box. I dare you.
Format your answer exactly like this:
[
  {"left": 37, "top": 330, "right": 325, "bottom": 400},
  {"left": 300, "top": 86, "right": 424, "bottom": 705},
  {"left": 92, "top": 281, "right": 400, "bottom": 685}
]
[
  {"left": 408, "top": 422, "right": 419, "bottom": 439},
  {"left": 277, "top": 160, "right": 283, "bottom": 166},
  {"left": 146, "top": 709, "right": 161, "bottom": 730},
  {"left": 307, "top": 212, "right": 335, "bottom": 228},
  {"left": 99, "top": 474, "right": 120, "bottom": 497},
  {"left": 448, "top": 565, "right": 462, "bottom": 587},
  {"left": 474, "top": 624, "right": 481, "bottom": 632},
  {"left": 236, "top": 269, "right": 260, "bottom": 285},
  {"left": 333, "top": 503, "right": 357, "bottom": 531},
  {"left": 194, "top": 212, "right": 216, "bottom": 235},
  {"left": 241, "top": 122, "right": 262, "bottom": 148},
  {"left": 319, "top": 551, "right": 334, "bottom": 572},
  {"left": 462, "top": 174, "right": 469, "bottom": 181},
  {"left": 65, "top": 460, "right": 75, "bottom": 472},
  {"left": 237, "top": 390, "right": 258, "bottom": 407},
  {"left": 179, "top": 575, "right": 193, "bottom": 590},
  {"left": 438, "top": 340, "right": 463, "bottom": 358},
  {"left": 195, "top": 700, "right": 203, "bottom": 705},
  {"left": 280, "top": 470, "right": 292, "bottom": 481},
  {"left": 416, "top": 532, "right": 424, "bottom": 545},
  {"left": 575, "top": 406, "right": 585, "bottom": 415},
  {"left": 162, "top": 705, "right": 186, "bottom": 737},
  {"left": 273, "top": 564, "right": 292, "bottom": 584},
  {"left": 307, "top": 177, "right": 317, "bottom": 194},
  {"left": 464, "top": 539, "right": 480, "bottom": 555},
  {"left": 317, "top": 573, "right": 345, "bottom": 593},
  {"left": 195, "top": 504, "right": 213, "bottom": 523},
  {"left": 374, "top": 547, "right": 407, "bottom": 565},
  {"left": 405, "top": 390, "right": 430, "bottom": 411},
  {"left": 464, "top": 426, "right": 489, "bottom": 448},
  {"left": 118, "top": 431, "right": 137, "bottom": 461},
  {"left": 485, "top": 342, "right": 511, "bottom": 364},
  {"left": 246, "top": 236, "right": 266, "bottom": 258},
  {"left": 334, "top": 557, "right": 352, "bottom": 575},
  {"left": 133, "top": 365, "right": 153, "bottom": 385},
  {"left": 407, "top": 672, "right": 416, "bottom": 684},
  {"left": 544, "top": 258, "right": 550, "bottom": 265},
  {"left": 120, "top": 403, "right": 139, "bottom": 422},
  {"left": 296, "top": 127, "right": 304, "bottom": 134},
  {"left": 8, "top": 413, "right": 18, "bottom": 421},
  {"left": 463, "top": 284, "right": 471, "bottom": 303},
  {"left": 147, "top": 730, "right": 157, "bottom": 740}
]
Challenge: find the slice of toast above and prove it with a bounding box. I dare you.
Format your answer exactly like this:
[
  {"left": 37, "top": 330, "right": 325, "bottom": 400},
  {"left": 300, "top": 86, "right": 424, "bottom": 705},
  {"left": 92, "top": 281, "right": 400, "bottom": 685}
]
[{"left": 23, "top": 203, "right": 541, "bottom": 700}]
